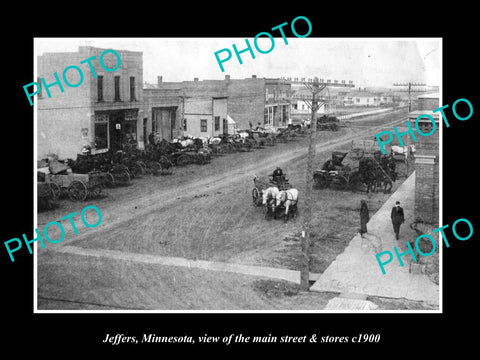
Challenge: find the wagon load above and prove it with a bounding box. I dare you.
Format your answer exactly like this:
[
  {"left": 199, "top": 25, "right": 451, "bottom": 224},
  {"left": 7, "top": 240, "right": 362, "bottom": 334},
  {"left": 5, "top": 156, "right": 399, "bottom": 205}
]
[
  {"left": 48, "top": 160, "right": 70, "bottom": 175},
  {"left": 314, "top": 151, "right": 350, "bottom": 189}
]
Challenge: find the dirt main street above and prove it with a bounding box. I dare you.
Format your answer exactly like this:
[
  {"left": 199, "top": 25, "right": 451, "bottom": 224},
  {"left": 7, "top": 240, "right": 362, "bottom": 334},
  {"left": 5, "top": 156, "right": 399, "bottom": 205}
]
[{"left": 37, "top": 108, "right": 420, "bottom": 310}]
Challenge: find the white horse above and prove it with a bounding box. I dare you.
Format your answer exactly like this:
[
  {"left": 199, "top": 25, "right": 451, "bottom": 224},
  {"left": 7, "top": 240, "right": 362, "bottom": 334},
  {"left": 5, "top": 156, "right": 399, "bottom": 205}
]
[
  {"left": 209, "top": 136, "right": 222, "bottom": 145},
  {"left": 262, "top": 186, "right": 279, "bottom": 205},
  {"left": 275, "top": 188, "right": 299, "bottom": 222},
  {"left": 391, "top": 144, "right": 416, "bottom": 163},
  {"left": 262, "top": 186, "right": 279, "bottom": 219}
]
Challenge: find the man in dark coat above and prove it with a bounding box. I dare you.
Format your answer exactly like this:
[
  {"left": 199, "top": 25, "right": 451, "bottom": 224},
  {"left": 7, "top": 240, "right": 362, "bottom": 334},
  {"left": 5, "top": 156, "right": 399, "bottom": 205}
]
[
  {"left": 391, "top": 201, "right": 405, "bottom": 240},
  {"left": 360, "top": 200, "right": 369, "bottom": 238}
]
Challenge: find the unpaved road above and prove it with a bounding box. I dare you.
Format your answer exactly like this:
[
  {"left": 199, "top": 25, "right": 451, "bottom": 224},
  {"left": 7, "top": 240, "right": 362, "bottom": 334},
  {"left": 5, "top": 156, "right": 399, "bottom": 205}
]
[{"left": 37, "top": 108, "right": 425, "bottom": 310}]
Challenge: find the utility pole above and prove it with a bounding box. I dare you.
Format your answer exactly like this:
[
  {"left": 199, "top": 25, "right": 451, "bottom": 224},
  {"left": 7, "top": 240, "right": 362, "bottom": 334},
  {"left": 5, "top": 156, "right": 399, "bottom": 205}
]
[
  {"left": 300, "top": 77, "right": 320, "bottom": 290},
  {"left": 393, "top": 82, "right": 427, "bottom": 112},
  {"left": 286, "top": 77, "right": 354, "bottom": 290}
]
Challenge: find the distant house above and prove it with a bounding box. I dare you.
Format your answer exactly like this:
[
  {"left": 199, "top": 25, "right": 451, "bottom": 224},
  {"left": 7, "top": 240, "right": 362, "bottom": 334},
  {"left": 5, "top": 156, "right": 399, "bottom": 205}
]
[
  {"left": 340, "top": 90, "right": 393, "bottom": 107},
  {"left": 289, "top": 87, "right": 330, "bottom": 121}
]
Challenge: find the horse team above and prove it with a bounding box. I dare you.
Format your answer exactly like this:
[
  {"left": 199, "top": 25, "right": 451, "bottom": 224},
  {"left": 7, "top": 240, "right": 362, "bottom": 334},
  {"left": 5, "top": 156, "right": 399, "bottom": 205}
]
[{"left": 253, "top": 174, "right": 299, "bottom": 223}]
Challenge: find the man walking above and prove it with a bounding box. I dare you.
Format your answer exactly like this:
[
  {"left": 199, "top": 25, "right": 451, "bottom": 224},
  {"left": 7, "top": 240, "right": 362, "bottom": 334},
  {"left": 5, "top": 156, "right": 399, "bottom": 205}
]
[{"left": 391, "top": 201, "right": 405, "bottom": 240}]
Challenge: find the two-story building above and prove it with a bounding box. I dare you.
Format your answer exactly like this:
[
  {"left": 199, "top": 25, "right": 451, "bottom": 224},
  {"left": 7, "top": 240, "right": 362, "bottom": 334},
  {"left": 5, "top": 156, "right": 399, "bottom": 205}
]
[{"left": 37, "top": 46, "right": 143, "bottom": 159}]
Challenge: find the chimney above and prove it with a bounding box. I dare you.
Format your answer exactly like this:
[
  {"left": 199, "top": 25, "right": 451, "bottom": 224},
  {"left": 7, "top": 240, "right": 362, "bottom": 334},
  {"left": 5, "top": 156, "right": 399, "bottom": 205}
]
[
  {"left": 157, "top": 76, "right": 163, "bottom": 86},
  {"left": 225, "top": 75, "right": 230, "bottom": 80},
  {"left": 194, "top": 77, "right": 199, "bottom": 82},
  {"left": 252, "top": 75, "right": 257, "bottom": 79}
]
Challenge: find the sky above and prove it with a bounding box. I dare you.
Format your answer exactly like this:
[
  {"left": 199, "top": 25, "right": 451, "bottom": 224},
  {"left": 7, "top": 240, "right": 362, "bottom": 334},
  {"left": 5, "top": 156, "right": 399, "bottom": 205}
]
[{"left": 35, "top": 37, "right": 441, "bottom": 88}]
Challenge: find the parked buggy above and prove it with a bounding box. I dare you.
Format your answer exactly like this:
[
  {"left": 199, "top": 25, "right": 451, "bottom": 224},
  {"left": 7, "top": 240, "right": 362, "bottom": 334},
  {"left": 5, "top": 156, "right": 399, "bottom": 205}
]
[
  {"left": 45, "top": 171, "right": 110, "bottom": 201},
  {"left": 313, "top": 151, "right": 351, "bottom": 189}
]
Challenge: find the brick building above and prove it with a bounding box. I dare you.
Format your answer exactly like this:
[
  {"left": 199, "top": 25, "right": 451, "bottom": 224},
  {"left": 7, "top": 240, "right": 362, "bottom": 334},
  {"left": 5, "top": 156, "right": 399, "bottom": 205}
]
[
  {"left": 143, "top": 75, "right": 291, "bottom": 142},
  {"left": 36, "top": 47, "right": 291, "bottom": 157},
  {"left": 37, "top": 46, "right": 143, "bottom": 159},
  {"left": 264, "top": 78, "right": 291, "bottom": 127},
  {"left": 411, "top": 93, "right": 440, "bottom": 225}
]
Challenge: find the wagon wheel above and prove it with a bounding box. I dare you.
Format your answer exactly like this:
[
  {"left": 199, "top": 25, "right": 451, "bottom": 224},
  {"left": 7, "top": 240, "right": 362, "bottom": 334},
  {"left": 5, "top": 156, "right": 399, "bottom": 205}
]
[
  {"left": 48, "top": 182, "right": 62, "bottom": 200},
  {"left": 105, "top": 172, "right": 115, "bottom": 187},
  {"left": 158, "top": 156, "right": 174, "bottom": 174},
  {"left": 195, "top": 155, "right": 206, "bottom": 165},
  {"left": 113, "top": 169, "right": 131, "bottom": 185},
  {"left": 313, "top": 172, "right": 328, "bottom": 188},
  {"left": 88, "top": 184, "right": 102, "bottom": 198},
  {"left": 148, "top": 161, "right": 162, "bottom": 176},
  {"left": 68, "top": 180, "right": 88, "bottom": 201},
  {"left": 137, "top": 161, "right": 148, "bottom": 175},
  {"left": 176, "top": 154, "right": 191, "bottom": 166},
  {"left": 336, "top": 175, "right": 349, "bottom": 190},
  {"left": 252, "top": 187, "right": 262, "bottom": 206},
  {"left": 129, "top": 162, "right": 144, "bottom": 178}
]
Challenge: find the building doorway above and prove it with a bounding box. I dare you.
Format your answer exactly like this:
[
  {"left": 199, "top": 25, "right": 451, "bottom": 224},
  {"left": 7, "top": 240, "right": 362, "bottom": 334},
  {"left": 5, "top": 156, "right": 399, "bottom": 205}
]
[
  {"left": 109, "top": 110, "right": 124, "bottom": 152},
  {"left": 152, "top": 107, "right": 177, "bottom": 140}
]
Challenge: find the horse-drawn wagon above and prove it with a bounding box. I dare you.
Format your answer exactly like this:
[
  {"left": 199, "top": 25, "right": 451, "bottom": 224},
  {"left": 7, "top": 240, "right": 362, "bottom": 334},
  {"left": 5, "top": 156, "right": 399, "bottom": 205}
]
[
  {"left": 252, "top": 173, "right": 298, "bottom": 222},
  {"left": 314, "top": 148, "right": 396, "bottom": 194},
  {"left": 313, "top": 151, "right": 351, "bottom": 189},
  {"left": 348, "top": 139, "right": 396, "bottom": 193},
  {"left": 317, "top": 115, "right": 339, "bottom": 131},
  {"left": 45, "top": 171, "right": 110, "bottom": 201}
]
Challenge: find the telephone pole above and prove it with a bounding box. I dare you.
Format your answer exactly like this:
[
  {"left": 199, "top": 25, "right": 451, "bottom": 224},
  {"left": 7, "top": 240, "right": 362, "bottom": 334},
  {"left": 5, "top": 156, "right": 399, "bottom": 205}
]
[
  {"left": 286, "top": 77, "right": 353, "bottom": 290},
  {"left": 300, "top": 77, "right": 321, "bottom": 290},
  {"left": 393, "top": 82, "right": 427, "bottom": 112}
]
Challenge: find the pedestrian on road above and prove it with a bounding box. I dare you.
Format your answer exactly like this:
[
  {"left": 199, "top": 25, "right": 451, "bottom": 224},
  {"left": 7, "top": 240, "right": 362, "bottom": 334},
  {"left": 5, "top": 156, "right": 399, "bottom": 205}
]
[
  {"left": 391, "top": 201, "right": 405, "bottom": 240},
  {"left": 359, "top": 200, "right": 369, "bottom": 238}
]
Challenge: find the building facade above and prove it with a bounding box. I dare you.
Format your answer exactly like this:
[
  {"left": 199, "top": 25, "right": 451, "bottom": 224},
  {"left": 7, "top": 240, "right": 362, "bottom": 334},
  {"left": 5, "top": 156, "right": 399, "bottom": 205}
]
[
  {"left": 37, "top": 46, "right": 143, "bottom": 159},
  {"left": 143, "top": 75, "right": 291, "bottom": 143},
  {"left": 264, "top": 78, "right": 291, "bottom": 127},
  {"left": 37, "top": 47, "right": 292, "bottom": 159},
  {"left": 412, "top": 93, "right": 440, "bottom": 225},
  {"left": 339, "top": 91, "right": 393, "bottom": 107}
]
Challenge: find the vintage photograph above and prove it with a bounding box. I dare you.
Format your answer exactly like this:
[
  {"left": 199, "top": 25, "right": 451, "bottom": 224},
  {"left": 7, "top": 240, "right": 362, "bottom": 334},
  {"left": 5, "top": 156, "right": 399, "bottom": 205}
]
[{"left": 33, "top": 37, "right": 441, "bottom": 312}]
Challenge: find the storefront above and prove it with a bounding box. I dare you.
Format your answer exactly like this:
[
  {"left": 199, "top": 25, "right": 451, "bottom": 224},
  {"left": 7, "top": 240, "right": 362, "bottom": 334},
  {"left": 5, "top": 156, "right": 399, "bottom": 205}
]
[{"left": 93, "top": 108, "right": 139, "bottom": 152}]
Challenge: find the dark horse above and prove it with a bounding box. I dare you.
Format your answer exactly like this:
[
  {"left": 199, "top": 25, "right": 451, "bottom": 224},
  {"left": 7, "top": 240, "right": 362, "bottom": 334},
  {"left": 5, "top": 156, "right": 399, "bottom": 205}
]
[{"left": 353, "top": 154, "right": 396, "bottom": 194}]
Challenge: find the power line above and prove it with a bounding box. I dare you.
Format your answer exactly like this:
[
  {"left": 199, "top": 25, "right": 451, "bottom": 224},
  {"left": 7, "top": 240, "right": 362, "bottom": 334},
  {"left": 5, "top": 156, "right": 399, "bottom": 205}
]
[{"left": 393, "top": 82, "right": 427, "bottom": 112}]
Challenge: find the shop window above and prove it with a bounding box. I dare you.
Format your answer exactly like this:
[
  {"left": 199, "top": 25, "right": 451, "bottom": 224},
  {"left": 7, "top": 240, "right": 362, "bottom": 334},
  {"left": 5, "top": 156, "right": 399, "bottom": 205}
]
[
  {"left": 124, "top": 120, "right": 137, "bottom": 145},
  {"left": 94, "top": 114, "right": 109, "bottom": 150},
  {"left": 200, "top": 119, "right": 207, "bottom": 132},
  {"left": 97, "top": 76, "right": 104, "bottom": 102},
  {"left": 130, "top": 76, "right": 136, "bottom": 101},
  {"left": 114, "top": 76, "right": 121, "bottom": 101}
]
